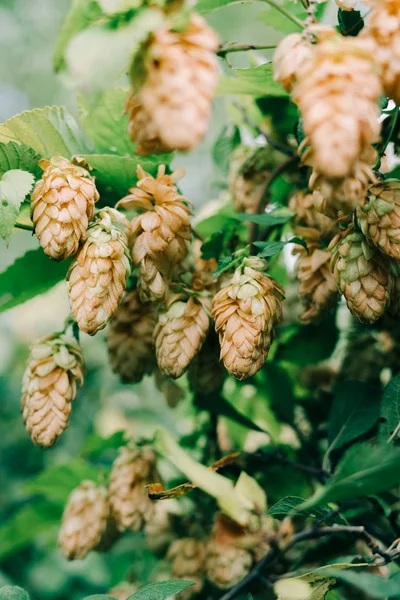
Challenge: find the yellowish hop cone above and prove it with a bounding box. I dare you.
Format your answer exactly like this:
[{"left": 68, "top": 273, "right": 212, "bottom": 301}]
[
  {"left": 31, "top": 156, "right": 99, "bottom": 260},
  {"left": 212, "top": 257, "right": 284, "bottom": 380},
  {"left": 21, "top": 332, "right": 84, "bottom": 448},
  {"left": 108, "top": 445, "right": 158, "bottom": 532},
  {"left": 67, "top": 208, "right": 131, "bottom": 335},
  {"left": 58, "top": 481, "right": 109, "bottom": 560},
  {"left": 107, "top": 290, "right": 156, "bottom": 383},
  {"left": 167, "top": 538, "right": 207, "bottom": 599},
  {"left": 273, "top": 33, "right": 313, "bottom": 93},
  {"left": 154, "top": 294, "right": 211, "bottom": 379},
  {"left": 125, "top": 92, "right": 173, "bottom": 156}
]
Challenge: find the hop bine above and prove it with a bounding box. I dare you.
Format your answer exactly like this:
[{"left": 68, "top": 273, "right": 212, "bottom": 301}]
[
  {"left": 67, "top": 208, "right": 131, "bottom": 335},
  {"left": 127, "top": 14, "right": 219, "bottom": 154},
  {"left": 31, "top": 156, "right": 99, "bottom": 260},
  {"left": 212, "top": 257, "right": 284, "bottom": 380},
  {"left": 58, "top": 481, "right": 109, "bottom": 560},
  {"left": 21, "top": 332, "right": 84, "bottom": 448},
  {"left": 107, "top": 290, "right": 157, "bottom": 383},
  {"left": 167, "top": 538, "right": 207, "bottom": 599},
  {"left": 117, "top": 165, "right": 192, "bottom": 302}
]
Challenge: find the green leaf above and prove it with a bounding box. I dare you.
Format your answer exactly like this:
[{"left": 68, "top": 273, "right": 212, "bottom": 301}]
[
  {"left": 254, "top": 237, "right": 306, "bottom": 258},
  {"left": 259, "top": 1, "right": 304, "bottom": 34},
  {"left": 218, "top": 64, "right": 289, "bottom": 97},
  {"left": 0, "top": 169, "right": 35, "bottom": 244},
  {"left": 64, "top": 9, "right": 164, "bottom": 91},
  {"left": 197, "top": 0, "right": 251, "bottom": 13},
  {"left": 84, "top": 596, "right": 117, "bottom": 600},
  {"left": 0, "top": 248, "right": 69, "bottom": 313},
  {"left": 268, "top": 496, "right": 343, "bottom": 523},
  {"left": 300, "top": 443, "right": 400, "bottom": 510},
  {"left": 53, "top": 0, "right": 102, "bottom": 71},
  {"left": 0, "top": 142, "right": 41, "bottom": 177},
  {"left": 128, "top": 581, "right": 195, "bottom": 600},
  {"left": 324, "top": 570, "right": 400, "bottom": 599},
  {"left": 213, "top": 254, "right": 243, "bottom": 279},
  {"left": 200, "top": 231, "right": 226, "bottom": 260},
  {"left": 97, "top": 0, "right": 143, "bottom": 14},
  {"left": 379, "top": 372, "right": 400, "bottom": 441},
  {"left": 277, "top": 319, "right": 338, "bottom": 367},
  {"left": 0, "top": 107, "right": 86, "bottom": 159},
  {"left": 0, "top": 588, "right": 30, "bottom": 600},
  {"left": 78, "top": 87, "right": 135, "bottom": 155},
  {"left": 212, "top": 125, "right": 240, "bottom": 174},
  {"left": 80, "top": 431, "right": 126, "bottom": 458},
  {"left": 234, "top": 210, "right": 294, "bottom": 226},
  {"left": 337, "top": 9, "right": 364, "bottom": 37},
  {"left": 194, "top": 393, "right": 269, "bottom": 435}
]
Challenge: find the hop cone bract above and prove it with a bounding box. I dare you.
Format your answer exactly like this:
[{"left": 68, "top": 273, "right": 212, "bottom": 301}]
[
  {"left": 273, "top": 33, "right": 313, "bottom": 93},
  {"left": 167, "top": 538, "right": 207, "bottom": 599}
]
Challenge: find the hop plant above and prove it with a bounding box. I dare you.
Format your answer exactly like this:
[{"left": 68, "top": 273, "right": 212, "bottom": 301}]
[
  {"left": 212, "top": 257, "right": 284, "bottom": 380},
  {"left": 67, "top": 208, "right": 131, "bottom": 335},
  {"left": 127, "top": 14, "right": 219, "bottom": 154},
  {"left": 330, "top": 227, "right": 392, "bottom": 323},
  {"left": 31, "top": 156, "right": 99, "bottom": 260},
  {"left": 107, "top": 290, "right": 157, "bottom": 383},
  {"left": 21, "top": 332, "right": 84, "bottom": 448},
  {"left": 357, "top": 179, "right": 400, "bottom": 259},
  {"left": 154, "top": 294, "right": 211, "bottom": 379},
  {"left": 58, "top": 481, "right": 109, "bottom": 560},
  {"left": 293, "top": 33, "right": 382, "bottom": 179},
  {"left": 117, "top": 165, "right": 192, "bottom": 302},
  {"left": 273, "top": 33, "right": 313, "bottom": 93},
  {"left": 167, "top": 538, "right": 207, "bottom": 599},
  {"left": 188, "top": 331, "right": 226, "bottom": 394},
  {"left": 109, "top": 445, "right": 158, "bottom": 532}
]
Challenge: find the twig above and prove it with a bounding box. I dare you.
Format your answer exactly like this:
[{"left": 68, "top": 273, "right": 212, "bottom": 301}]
[
  {"left": 248, "top": 449, "right": 326, "bottom": 480},
  {"left": 260, "top": 0, "right": 304, "bottom": 28},
  {"left": 217, "top": 43, "right": 277, "bottom": 57},
  {"left": 14, "top": 222, "right": 34, "bottom": 232}
]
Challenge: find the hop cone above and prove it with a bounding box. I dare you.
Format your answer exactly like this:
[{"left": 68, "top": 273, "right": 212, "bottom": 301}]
[
  {"left": 21, "top": 332, "right": 84, "bottom": 448},
  {"left": 31, "top": 156, "right": 99, "bottom": 260},
  {"left": 107, "top": 290, "right": 156, "bottom": 383},
  {"left": 289, "top": 191, "right": 336, "bottom": 235},
  {"left": 357, "top": 180, "right": 400, "bottom": 259},
  {"left": 364, "top": 0, "right": 400, "bottom": 104},
  {"left": 67, "top": 208, "right": 131, "bottom": 335},
  {"left": 117, "top": 166, "right": 192, "bottom": 302},
  {"left": 109, "top": 445, "right": 158, "bottom": 532},
  {"left": 212, "top": 257, "right": 284, "bottom": 380},
  {"left": 154, "top": 295, "right": 211, "bottom": 379},
  {"left": 294, "top": 34, "right": 382, "bottom": 179},
  {"left": 330, "top": 227, "right": 392, "bottom": 323},
  {"left": 126, "top": 92, "right": 172, "bottom": 156},
  {"left": 144, "top": 500, "right": 174, "bottom": 555},
  {"left": 167, "top": 538, "right": 207, "bottom": 599},
  {"left": 273, "top": 33, "right": 313, "bottom": 92},
  {"left": 58, "top": 481, "right": 109, "bottom": 560},
  {"left": 188, "top": 332, "right": 225, "bottom": 394},
  {"left": 128, "top": 14, "right": 219, "bottom": 154}
]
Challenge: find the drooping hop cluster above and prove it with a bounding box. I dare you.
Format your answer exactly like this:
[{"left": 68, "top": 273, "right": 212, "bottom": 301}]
[
  {"left": 212, "top": 257, "right": 284, "bottom": 380},
  {"left": 67, "top": 208, "right": 131, "bottom": 335},
  {"left": 330, "top": 227, "right": 392, "bottom": 323},
  {"left": 357, "top": 180, "right": 400, "bottom": 260},
  {"left": 58, "top": 481, "right": 109, "bottom": 560},
  {"left": 108, "top": 445, "right": 158, "bottom": 532},
  {"left": 107, "top": 290, "right": 157, "bottom": 383},
  {"left": 31, "top": 156, "right": 99, "bottom": 260},
  {"left": 273, "top": 33, "right": 313, "bottom": 93},
  {"left": 167, "top": 538, "right": 207, "bottom": 599},
  {"left": 21, "top": 333, "right": 84, "bottom": 448},
  {"left": 118, "top": 165, "right": 192, "bottom": 302},
  {"left": 188, "top": 332, "right": 226, "bottom": 395},
  {"left": 127, "top": 14, "right": 219, "bottom": 154},
  {"left": 154, "top": 294, "right": 211, "bottom": 379}
]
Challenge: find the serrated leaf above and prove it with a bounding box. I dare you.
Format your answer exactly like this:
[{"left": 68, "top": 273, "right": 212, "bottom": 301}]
[
  {"left": 0, "top": 107, "right": 86, "bottom": 158},
  {"left": 268, "top": 496, "right": 343, "bottom": 523},
  {"left": 194, "top": 392, "right": 269, "bottom": 434},
  {"left": 213, "top": 254, "right": 243, "bottom": 279},
  {"left": 254, "top": 240, "right": 285, "bottom": 257},
  {"left": 259, "top": 1, "right": 305, "bottom": 34},
  {"left": 0, "top": 588, "right": 30, "bottom": 600},
  {"left": 234, "top": 210, "right": 294, "bottom": 226},
  {"left": 128, "top": 581, "right": 195, "bottom": 600},
  {"left": 79, "top": 88, "right": 135, "bottom": 155},
  {"left": 0, "top": 142, "right": 41, "bottom": 177},
  {"left": 197, "top": 0, "right": 251, "bottom": 13},
  {"left": 0, "top": 248, "right": 69, "bottom": 313},
  {"left": 0, "top": 169, "right": 35, "bottom": 244},
  {"left": 64, "top": 9, "right": 164, "bottom": 91},
  {"left": 379, "top": 372, "right": 400, "bottom": 441},
  {"left": 218, "top": 64, "right": 289, "bottom": 97},
  {"left": 323, "top": 570, "right": 400, "bottom": 599}
]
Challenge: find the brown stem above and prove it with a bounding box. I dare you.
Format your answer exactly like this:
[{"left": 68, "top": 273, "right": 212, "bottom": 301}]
[{"left": 217, "top": 43, "right": 277, "bottom": 57}]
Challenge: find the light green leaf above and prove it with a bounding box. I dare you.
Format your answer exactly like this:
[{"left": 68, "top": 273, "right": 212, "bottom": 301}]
[
  {"left": 0, "top": 248, "right": 69, "bottom": 313},
  {"left": 254, "top": 238, "right": 305, "bottom": 258},
  {"left": 64, "top": 9, "right": 164, "bottom": 91},
  {"left": 260, "top": 1, "right": 305, "bottom": 34},
  {"left": 197, "top": 0, "right": 251, "bottom": 13},
  {"left": 268, "top": 496, "right": 343, "bottom": 523},
  {"left": 235, "top": 472, "right": 267, "bottom": 513},
  {"left": 0, "top": 170, "right": 35, "bottom": 245},
  {"left": 0, "top": 142, "right": 41, "bottom": 177},
  {"left": 218, "top": 64, "right": 288, "bottom": 97},
  {"left": 379, "top": 372, "right": 400, "bottom": 441},
  {"left": 0, "top": 107, "right": 86, "bottom": 158},
  {"left": 234, "top": 210, "right": 294, "bottom": 226},
  {"left": 79, "top": 88, "right": 135, "bottom": 155},
  {"left": 0, "top": 588, "right": 30, "bottom": 600},
  {"left": 324, "top": 570, "right": 400, "bottom": 599},
  {"left": 128, "top": 581, "right": 195, "bottom": 600}
]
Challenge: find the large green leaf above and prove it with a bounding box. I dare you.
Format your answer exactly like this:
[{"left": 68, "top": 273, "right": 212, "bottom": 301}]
[
  {"left": 218, "top": 64, "right": 288, "bottom": 97},
  {"left": 194, "top": 392, "right": 269, "bottom": 434},
  {"left": 0, "top": 107, "right": 86, "bottom": 159},
  {"left": 0, "top": 142, "right": 41, "bottom": 177},
  {"left": 0, "top": 248, "right": 69, "bottom": 313},
  {"left": 79, "top": 88, "right": 135, "bottom": 155},
  {"left": 379, "top": 372, "right": 400, "bottom": 441},
  {"left": 0, "top": 588, "right": 30, "bottom": 600},
  {"left": 0, "top": 170, "right": 35, "bottom": 245},
  {"left": 268, "top": 496, "right": 344, "bottom": 523},
  {"left": 325, "top": 570, "right": 400, "bottom": 599},
  {"left": 128, "top": 581, "right": 195, "bottom": 600},
  {"left": 259, "top": 1, "right": 305, "bottom": 34},
  {"left": 84, "top": 596, "right": 117, "bottom": 600}
]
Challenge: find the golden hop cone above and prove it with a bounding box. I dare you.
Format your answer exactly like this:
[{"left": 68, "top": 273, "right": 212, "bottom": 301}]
[
  {"left": 212, "top": 257, "right": 284, "bottom": 380},
  {"left": 167, "top": 538, "right": 207, "bottom": 599},
  {"left": 273, "top": 33, "right": 314, "bottom": 93},
  {"left": 67, "top": 208, "right": 131, "bottom": 335},
  {"left": 188, "top": 331, "right": 225, "bottom": 394},
  {"left": 154, "top": 294, "right": 211, "bottom": 379},
  {"left": 357, "top": 179, "right": 400, "bottom": 259},
  {"left": 289, "top": 191, "right": 336, "bottom": 236},
  {"left": 109, "top": 445, "right": 158, "bottom": 532},
  {"left": 31, "top": 156, "right": 99, "bottom": 260},
  {"left": 21, "top": 332, "right": 84, "bottom": 448},
  {"left": 125, "top": 92, "right": 173, "bottom": 156},
  {"left": 58, "top": 481, "right": 109, "bottom": 560},
  {"left": 364, "top": 0, "right": 400, "bottom": 104},
  {"left": 294, "top": 34, "right": 382, "bottom": 179},
  {"left": 330, "top": 227, "right": 392, "bottom": 323},
  {"left": 107, "top": 290, "right": 156, "bottom": 383},
  {"left": 118, "top": 165, "right": 192, "bottom": 302},
  {"left": 108, "top": 583, "right": 138, "bottom": 600},
  {"left": 129, "top": 14, "right": 219, "bottom": 154},
  {"left": 144, "top": 499, "right": 174, "bottom": 555}
]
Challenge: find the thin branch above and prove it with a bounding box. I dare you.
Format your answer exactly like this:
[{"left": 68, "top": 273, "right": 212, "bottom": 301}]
[
  {"left": 217, "top": 43, "right": 277, "bottom": 57},
  {"left": 260, "top": 0, "right": 304, "bottom": 28},
  {"left": 14, "top": 222, "right": 34, "bottom": 232}
]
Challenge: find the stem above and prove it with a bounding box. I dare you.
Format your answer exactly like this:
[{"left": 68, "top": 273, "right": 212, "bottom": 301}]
[
  {"left": 217, "top": 43, "right": 277, "bottom": 57},
  {"left": 260, "top": 0, "right": 304, "bottom": 29},
  {"left": 14, "top": 222, "right": 34, "bottom": 232}
]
